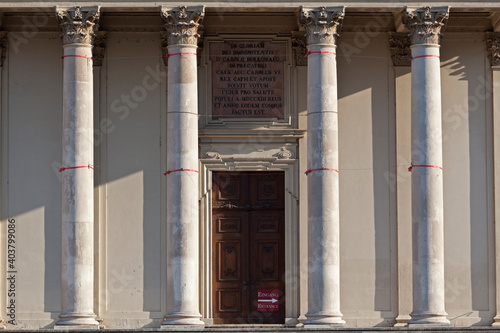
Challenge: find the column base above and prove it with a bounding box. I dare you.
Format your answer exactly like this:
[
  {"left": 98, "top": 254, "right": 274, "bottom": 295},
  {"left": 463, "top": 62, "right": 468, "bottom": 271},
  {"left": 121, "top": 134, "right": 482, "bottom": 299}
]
[
  {"left": 394, "top": 315, "right": 411, "bottom": 327},
  {"left": 303, "top": 311, "right": 346, "bottom": 327},
  {"left": 161, "top": 311, "right": 204, "bottom": 329},
  {"left": 54, "top": 325, "right": 100, "bottom": 330},
  {"left": 407, "top": 311, "right": 451, "bottom": 327},
  {"left": 160, "top": 325, "right": 204, "bottom": 331},
  {"left": 55, "top": 313, "right": 100, "bottom": 329}
]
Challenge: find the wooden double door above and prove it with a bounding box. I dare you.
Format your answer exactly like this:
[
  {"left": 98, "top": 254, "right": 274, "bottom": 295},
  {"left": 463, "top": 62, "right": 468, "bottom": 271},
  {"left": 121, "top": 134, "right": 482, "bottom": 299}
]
[{"left": 212, "top": 171, "right": 285, "bottom": 324}]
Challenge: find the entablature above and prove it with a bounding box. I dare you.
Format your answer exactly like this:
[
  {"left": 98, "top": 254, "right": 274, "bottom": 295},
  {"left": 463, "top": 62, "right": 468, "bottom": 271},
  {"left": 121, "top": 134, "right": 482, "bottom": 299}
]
[{"left": 0, "top": 7, "right": 496, "bottom": 34}]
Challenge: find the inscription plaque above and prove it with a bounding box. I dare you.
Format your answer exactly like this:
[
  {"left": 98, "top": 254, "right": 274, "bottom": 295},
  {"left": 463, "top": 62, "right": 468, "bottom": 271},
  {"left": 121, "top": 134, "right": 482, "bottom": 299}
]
[{"left": 210, "top": 40, "right": 286, "bottom": 119}]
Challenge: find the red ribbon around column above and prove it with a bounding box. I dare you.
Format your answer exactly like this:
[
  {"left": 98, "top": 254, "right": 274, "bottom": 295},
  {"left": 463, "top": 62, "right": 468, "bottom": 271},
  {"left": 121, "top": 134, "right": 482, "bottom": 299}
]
[
  {"left": 61, "top": 55, "right": 92, "bottom": 59},
  {"left": 409, "top": 55, "right": 440, "bottom": 60},
  {"left": 164, "top": 168, "right": 199, "bottom": 176},
  {"left": 59, "top": 165, "right": 94, "bottom": 172},
  {"left": 408, "top": 164, "right": 443, "bottom": 172},
  {"left": 305, "top": 51, "right": 337, "bottom": 57},
  {"left": 165, "top": 52, "right": 197, "bottom": 58},
  {"left": 305, "top": 168, "right": 339, "bottom": 175}
]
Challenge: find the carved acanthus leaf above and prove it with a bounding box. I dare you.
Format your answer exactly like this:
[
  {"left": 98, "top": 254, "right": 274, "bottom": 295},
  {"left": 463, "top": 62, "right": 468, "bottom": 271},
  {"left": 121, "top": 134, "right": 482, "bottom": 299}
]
[
  {"left": 389, "top": 32, "right": 411, "bottom": 67},
  {"left": 161, "top": 37, "right": 168, "bottom": 66},
  {"left": 161, "top": 5, "right": 205, "bottom": 46},
  {"left": 56, "top": 6, "right": 100, "bottom": 45},
  {"left": 299, "top": 6, "right": 345, "bottom": 46},
  {"left": 0, "top": 31, "right": 7, "bottom": 68},
  {"left": 487, "top": 32, "right": 500, "bottom": 67},
  {"left": 291, "top": 34, "right": 307, "bottom": 66},
  {"left": 404, "top": 6, "right": 449, "bottom": 45},
  {"left": 92, "top": 31, "right": 106, "bottom": 67}
]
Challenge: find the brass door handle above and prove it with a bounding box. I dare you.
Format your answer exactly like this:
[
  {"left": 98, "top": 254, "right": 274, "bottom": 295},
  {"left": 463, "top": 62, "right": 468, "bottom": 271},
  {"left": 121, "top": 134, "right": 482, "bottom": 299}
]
[{"left": 242, "top": 281, "right": 247, "bottom": 290}]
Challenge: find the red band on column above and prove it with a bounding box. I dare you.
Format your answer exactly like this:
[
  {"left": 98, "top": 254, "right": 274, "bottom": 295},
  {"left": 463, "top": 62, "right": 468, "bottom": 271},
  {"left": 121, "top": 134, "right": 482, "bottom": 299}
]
[
  {"left": 61, "top": 55, "right": 92, "bottom": 59},
  {"left": 408, "top": 164, "right": 443, "bottom": 172},
  {"left": 305, "top": 168, "right": 339, "bottom": 175},
  {"left": 305, "top": 51, "right": 336, "bottom": 57},
  {"left": 166, "top": 52, "right": 197, "bottom": 58},
  {"left": 59, "top": 165, "right": 94, "bottom": 172},
  {"left": 164, "top": 168, "right": 199, "bottom": 175},
  {"left": 409, "top": 55, "right": 440, "bottom": 60}
]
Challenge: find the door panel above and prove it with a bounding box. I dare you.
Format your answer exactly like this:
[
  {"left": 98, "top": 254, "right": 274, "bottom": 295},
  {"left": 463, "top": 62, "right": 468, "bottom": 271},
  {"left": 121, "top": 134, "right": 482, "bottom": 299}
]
[
  {"left": 213, "top": 211, "right": 248, "bottom": 321},
  {"left": 212, "top": 171, "right": 285, "bottom": 324},
  {"left": 249, "top": 210, "right": 285, "bottom": 323}
]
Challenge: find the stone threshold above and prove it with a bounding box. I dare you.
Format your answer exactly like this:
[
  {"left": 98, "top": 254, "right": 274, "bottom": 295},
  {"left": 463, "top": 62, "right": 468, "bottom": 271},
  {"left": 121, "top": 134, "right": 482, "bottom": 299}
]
[{"left": 4, "top": 327, "right": 500, "bottom": 333}]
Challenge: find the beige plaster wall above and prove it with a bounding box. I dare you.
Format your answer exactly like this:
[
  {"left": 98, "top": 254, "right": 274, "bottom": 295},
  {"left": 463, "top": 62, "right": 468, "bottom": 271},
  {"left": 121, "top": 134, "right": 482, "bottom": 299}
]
[
  {"left": 2, "top": 32, "right": 63, "bottom": 328},
  {"left": 98, "top": 32, "right": 166, "bottom": 328},
  {"left": 337, "top": 33, "right": 397, "bottom": 327},
  {"left": 440, "top": 32, "right": 495, "bottom": 326}
]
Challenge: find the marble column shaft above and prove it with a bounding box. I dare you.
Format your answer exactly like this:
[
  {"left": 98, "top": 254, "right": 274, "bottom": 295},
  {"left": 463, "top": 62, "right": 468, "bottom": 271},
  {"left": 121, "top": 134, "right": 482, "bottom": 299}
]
[
  {"left": 300, "top": 6, "right": 345, "bottom": 326},
  {"left": 161, "top": 5, "right": 205, "bottom": 328},
  {"left": 56, "top": 6, "right": 100, "bottom": 328},
  {"left": 404, "top": 6, "right": 450, "bottom": 326}
]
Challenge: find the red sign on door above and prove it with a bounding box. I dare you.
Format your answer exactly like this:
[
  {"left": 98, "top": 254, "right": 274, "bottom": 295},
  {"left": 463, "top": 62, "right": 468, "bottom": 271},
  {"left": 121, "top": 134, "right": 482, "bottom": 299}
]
[{"left": 257, "top": 290, "right": 279, "bottom": 312}]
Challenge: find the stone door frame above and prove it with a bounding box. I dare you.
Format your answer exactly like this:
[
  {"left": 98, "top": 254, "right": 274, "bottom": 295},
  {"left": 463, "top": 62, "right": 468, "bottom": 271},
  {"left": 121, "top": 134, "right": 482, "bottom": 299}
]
[{"left": 199, "top": 136, "right": 302, "bottom": 325}]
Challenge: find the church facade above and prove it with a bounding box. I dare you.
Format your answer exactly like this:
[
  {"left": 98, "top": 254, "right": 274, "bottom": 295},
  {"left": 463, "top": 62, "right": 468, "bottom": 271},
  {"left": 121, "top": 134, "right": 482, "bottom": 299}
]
[{"left": 0, "top": 1, "right": 499, "bottom": 330}]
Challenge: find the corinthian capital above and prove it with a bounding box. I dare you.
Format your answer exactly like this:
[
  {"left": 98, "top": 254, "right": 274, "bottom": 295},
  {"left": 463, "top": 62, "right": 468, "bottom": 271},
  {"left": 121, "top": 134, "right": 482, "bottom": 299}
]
[
  {"left": 299, "top": 6, "right": 345, "bottom": 46},
  {"left": 56, "top": 6, "right": 100, "bottom": 45},
  {"left": 92, "top": 31, "right": 107, "bottom": 67},
  {"left": 389, "top": 32, "right": 411, "bottom": 67},
  {"left": 487, "top": 32, "right": 500, "bottom": 67},
  {"left": 0, "top": 31, "right": 7, "bottom": 68},
  {"left": 161, "top": 5, "right": 205, "bottom": 46},
  {"left": 404, "top": 6, "right": 449, "bottom": 45}
]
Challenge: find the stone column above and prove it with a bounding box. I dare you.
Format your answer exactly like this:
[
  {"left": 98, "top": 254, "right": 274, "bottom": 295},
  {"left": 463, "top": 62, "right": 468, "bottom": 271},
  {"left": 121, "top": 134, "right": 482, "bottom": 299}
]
[
  {"left": 487, "top": 32, "right": 500, "bottom": 327},
  {"left": 160, "top": 5, "right": 205, "bottom": 329},
  {"left": 404, "top": 6, "right": 450, "bottom": 326},
  {"left": 56, "top": 6, "right": 100, "bottom": 329},
  {"left": 300, "top": 6, "right": 345, "bottom": 327}
]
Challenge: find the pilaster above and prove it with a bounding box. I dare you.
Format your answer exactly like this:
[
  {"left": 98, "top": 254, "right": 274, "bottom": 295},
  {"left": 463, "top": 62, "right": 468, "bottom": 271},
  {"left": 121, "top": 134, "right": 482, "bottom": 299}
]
[
  {"left": 299, "top": 6, "right": 346, "bottom": 327},
  {"left": 389, "top": 31, "right": 413, "bottom": 327},
  {"left": 388, "top": 32, "right": 412, "bottom": 327},
  {"left": 487, "top": 32, "right": 500, "bottom": 327},
  {"left": 91, "top": 29, "right": 106, "bottom": 328}
]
